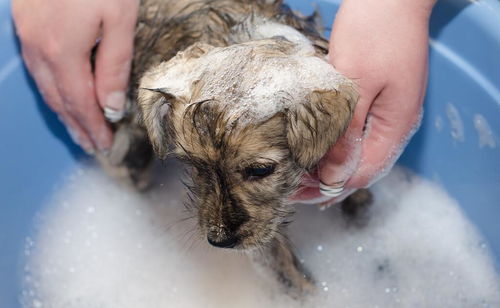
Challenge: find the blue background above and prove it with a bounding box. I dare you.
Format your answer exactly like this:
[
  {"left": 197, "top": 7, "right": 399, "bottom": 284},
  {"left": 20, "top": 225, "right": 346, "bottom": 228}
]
[{"left": 1, "top": 0, "right": 499, "bottom": 306}]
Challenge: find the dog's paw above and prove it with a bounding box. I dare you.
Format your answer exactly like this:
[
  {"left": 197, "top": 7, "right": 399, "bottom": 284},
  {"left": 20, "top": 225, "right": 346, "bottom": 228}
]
[
  {"left": 251, "top": 235, "right": 317, "bottom": 299},
  {"left": 96, "top": 125, "right": 154, "bottom": 191},
  {"left": 280, "top": 265, "right": 316, "bottom": 299}
]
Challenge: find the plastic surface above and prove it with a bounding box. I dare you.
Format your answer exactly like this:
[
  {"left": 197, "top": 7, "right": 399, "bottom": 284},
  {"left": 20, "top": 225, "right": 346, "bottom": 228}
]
[{"left": 0, "top": 0, "right": 499, "bottom": 306}]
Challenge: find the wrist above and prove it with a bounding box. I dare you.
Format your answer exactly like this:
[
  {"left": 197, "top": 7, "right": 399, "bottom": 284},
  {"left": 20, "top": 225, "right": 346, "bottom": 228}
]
[{"left": 339, "top": 0, "right": 436, "bottom": 21}]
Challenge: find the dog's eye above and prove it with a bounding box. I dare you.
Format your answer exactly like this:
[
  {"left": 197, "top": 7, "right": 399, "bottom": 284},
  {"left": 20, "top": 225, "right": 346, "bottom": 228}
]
[{"left": 244, "top": 165, "right": 276, "bottom": 180}]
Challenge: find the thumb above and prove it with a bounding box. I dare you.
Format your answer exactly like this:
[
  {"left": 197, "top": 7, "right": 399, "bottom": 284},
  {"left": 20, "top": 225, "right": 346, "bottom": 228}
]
[
  {"left": 95, "top": 8, "right": 138, "bottom": 123},
  {"left": 318, "top": 91, "right": 373, "bottom": 189}
]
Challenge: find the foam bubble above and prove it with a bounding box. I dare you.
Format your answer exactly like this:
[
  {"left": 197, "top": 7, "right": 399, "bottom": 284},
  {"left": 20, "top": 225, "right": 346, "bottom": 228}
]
[
  {"left": 473, "top": 113, "right": 496, "bottom": 149},
  {"left": 22, "top": 162, "right": 500, "bottom": 307},
  {"left": 250, "top": 20, "right": 316, "bottom": 53},
  {"left": 435, "top": 115, "right": 443, "bottom": 132},
  {"left": 446, "top": 103, "right": 465, "bottom": 143}
]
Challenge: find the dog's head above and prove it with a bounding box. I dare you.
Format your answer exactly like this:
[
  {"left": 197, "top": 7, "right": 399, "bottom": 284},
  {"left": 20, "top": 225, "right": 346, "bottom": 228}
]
[{"left": 138, "top": 38, "right": 358, "bottom": 250}]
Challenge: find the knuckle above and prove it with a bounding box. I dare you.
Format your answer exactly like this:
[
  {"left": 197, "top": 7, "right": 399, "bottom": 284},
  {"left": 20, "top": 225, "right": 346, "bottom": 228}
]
[
  {"left": 41, "top": 38, "right": 64, "bottom": 61},
  {"left": 64, "top": 102, "right": 87, "bottom": 122},
  {"left": 17, "top": 31, "right": 63, "bottom": 61},
  {"left": 66, "top": 103, "right": 101, "bottom": 132},
  {"left": 73, "top": 105, "right": 89, "bottom": 119},
  {"left": 101, "top": 52, "right": 132, "bottom": 74}
]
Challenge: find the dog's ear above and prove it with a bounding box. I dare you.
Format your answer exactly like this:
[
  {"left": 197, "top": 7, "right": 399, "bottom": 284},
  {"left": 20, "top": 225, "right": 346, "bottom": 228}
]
[
  {"left": 137, "top": 43, "right": 215, "bottom": 159},
  {"left": 285, "top": 85, "right": 358, "bottom": 170},
  {"left": 138, "top": 88, "right": 177, "bottom": 159}
]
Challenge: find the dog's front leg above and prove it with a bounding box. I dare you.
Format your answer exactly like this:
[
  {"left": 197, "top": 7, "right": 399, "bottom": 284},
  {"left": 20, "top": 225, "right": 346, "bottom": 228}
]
[
  {"left": 96, "top": 118, "right": 154, "bottom": 190},
  {"left": 251, "top": 234, "right": 316, "bottom": 297}
]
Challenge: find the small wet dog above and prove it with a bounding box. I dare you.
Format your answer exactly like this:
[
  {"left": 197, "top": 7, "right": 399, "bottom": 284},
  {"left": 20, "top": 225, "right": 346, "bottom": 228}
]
[{"left": 99, "top": 0, "right": 367, "bottom": 295}]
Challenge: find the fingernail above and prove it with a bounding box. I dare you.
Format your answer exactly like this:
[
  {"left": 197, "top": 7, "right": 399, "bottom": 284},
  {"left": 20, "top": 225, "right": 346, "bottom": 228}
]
[
  {"left": 83, "top": 145, "right": 96, "bottom": 155},
  {"left": 104, "top": 91, "right": 126, "bottom": 122},
  {"left": 66, "top": 126, "right": 95, "bottom": 155},
  {"left": 319, "top": 180, "right": 346, "bottom": 197},
  {"left": 104, "top": 107, "right": 125, "bottom": 123},
  {"left": 94, "top": 126, "right": 113, "bottom": 153},
  {"left": 101, "top": 150, "right": 110, "bottom": 157}
]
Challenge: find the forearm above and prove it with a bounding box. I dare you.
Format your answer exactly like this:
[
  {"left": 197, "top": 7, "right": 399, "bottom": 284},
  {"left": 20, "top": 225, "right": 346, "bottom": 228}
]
[
  {"left": 329, "top": 0, "right": 436, "bottom": 76},
  {"left": 338, "top": 0, "right": 437, "bottom": 19}
]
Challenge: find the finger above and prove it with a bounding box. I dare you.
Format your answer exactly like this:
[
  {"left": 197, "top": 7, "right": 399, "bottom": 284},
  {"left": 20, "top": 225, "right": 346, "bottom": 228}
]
[
  {"left": 289, "top": 171, "right": 324, "bottom": 202},
  {"left": 24, "top": 55, "right": 95, "bottom": 153},
  {"left": 53, "top": 56, "right": 113, "bottom": 152},
  {"left": 318, "top": 188, "right": 355, "bottom": 210},
  {"left": 57, "top": 112, "right": 96, "bottom": 154},
  {"left": 318, "top": 90, "right": 374, "bottom": 189},
  {"left": 94, "top": 3, "right": 138, "bottom": 123},
  {"left": 347, "top": 92, "right": 423, "bottom": 188}
]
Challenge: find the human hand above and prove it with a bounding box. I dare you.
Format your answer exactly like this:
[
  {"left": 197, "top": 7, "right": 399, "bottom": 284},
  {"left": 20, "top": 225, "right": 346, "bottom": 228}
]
[
  {"left": 12, "top": 0, "right": 139, "bottom": 153},
  {"left": 292, "top": 0, "right": 436, "bottom": 205}
]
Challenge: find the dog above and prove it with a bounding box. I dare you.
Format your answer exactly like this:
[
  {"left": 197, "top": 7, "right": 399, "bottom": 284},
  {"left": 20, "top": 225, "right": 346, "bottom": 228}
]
[{"left": 97, "top": 0, "right": 370, "bottom": 295}]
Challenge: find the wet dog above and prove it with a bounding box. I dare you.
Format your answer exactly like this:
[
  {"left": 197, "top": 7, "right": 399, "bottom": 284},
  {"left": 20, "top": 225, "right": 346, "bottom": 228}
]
[{"left": 98, "top": 0, "right": 365, "bottom": 295}]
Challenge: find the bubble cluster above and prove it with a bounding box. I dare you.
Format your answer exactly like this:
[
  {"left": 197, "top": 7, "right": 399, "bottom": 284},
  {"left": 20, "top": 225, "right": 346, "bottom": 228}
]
[
  {"left": 473, "top": 113, "right": 496, "bottom": 148},
  {"left": 21, "top": 163, "right": 500, "bottom": 307}
]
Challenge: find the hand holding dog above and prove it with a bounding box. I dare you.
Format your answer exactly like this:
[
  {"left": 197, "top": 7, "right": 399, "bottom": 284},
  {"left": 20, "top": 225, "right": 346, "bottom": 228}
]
[
  {"left": 292, "top": 0, "right": 437, "bottom": 204},
  {"left": 12, "top": 0, "right": 139, "bottom": 153}
]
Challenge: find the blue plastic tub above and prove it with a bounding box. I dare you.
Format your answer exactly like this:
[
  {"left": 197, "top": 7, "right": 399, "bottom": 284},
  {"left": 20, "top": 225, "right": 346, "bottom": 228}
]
[{"left": 1, "top": 0, "right": 499, "bottom": 306}]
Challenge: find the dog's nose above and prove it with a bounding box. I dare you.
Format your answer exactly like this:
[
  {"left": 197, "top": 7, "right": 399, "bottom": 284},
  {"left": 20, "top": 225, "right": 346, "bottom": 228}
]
[{"left": 207, "top": 235, "right": 238, "bottom": 248}]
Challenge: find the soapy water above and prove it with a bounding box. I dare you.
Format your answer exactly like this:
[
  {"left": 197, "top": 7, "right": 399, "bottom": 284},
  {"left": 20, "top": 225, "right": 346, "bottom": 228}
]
[{"left": 21, "top": 161, "right": 500, "bottom": 307}]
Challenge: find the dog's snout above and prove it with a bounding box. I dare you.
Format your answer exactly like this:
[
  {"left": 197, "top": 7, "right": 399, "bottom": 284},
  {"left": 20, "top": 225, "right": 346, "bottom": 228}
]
[
  {"left": 207, "top": 233, "right": 239, "bottom": 248},
  {"left": 207, "top": 235, "right": 238, "bottom": 248}
]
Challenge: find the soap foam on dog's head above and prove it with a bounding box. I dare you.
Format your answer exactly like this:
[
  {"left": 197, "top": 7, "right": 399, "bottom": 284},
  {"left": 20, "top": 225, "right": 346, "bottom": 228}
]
[
  {"left": 21, "top": 163, "right": 500, "bottom": 308},
  {"left": 141, "top": 35, "right": 350, "bottom": 128}
]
